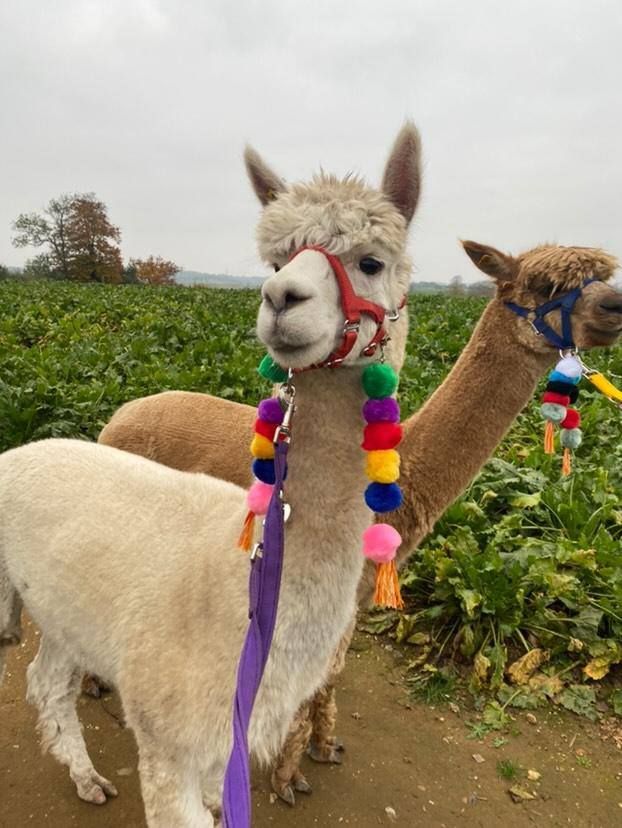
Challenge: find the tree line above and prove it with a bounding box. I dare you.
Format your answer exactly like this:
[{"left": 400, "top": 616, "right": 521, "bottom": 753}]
[{"left": 4, "top": 193, "right": 180, "bottom": 286}]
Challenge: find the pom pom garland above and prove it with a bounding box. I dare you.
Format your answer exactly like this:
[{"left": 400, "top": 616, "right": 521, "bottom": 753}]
[
  {"left": 243, "top": 357, "right": 406, "bottom": 609},
  {"left": 540, "top": 354, "right": 584, "bottom": 476}
]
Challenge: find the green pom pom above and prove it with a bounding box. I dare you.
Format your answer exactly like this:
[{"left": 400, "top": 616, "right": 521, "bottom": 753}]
[
  {"left": 362, "top": 363, "right": 399, "bottom": 399},
  {"left": 560, "top": 427, "right": 582, "bottom": 450},
  {"left": 258, "top": 354, "right": 288, "bottom": 383},
  {"left": 541, "top": 402, "right": 566, "bottom": 423}
]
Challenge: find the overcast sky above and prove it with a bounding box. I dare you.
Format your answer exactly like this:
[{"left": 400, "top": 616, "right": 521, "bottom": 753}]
[{"left": 1, "top": 0, "right": 621, "bottom": 284}]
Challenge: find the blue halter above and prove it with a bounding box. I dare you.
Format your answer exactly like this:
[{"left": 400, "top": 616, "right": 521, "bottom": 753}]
[{"left": 505, "top": 279, "right": 597, "bottom": 350}]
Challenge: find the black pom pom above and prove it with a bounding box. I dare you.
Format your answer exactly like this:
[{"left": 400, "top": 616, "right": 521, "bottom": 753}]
[{"left": 546, "top": 380, "right": 579, "bottom": 402}]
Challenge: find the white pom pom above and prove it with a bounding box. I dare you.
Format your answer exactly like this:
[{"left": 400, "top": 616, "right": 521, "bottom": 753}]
[{"left": 555, "top": 356, "right": 582, "bottom": 379}]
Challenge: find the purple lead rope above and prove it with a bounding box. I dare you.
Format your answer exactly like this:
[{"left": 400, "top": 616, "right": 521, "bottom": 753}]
[{"left": 222, "top": 439, "right": 288, "bottom": 828}]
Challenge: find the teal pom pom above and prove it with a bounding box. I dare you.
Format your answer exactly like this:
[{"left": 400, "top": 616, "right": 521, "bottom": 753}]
[
  {"left": 541, "top": 402, "right": 566, "bottom": 423},
  {"left": 362, "top": 363, "right": 398, "bottom": 399},
  {"left": 258, "top": 354, "right": 288, "bottom": 383},
  {"left": 560, "top": 427, "right": 582, "bottom": 449},
  {"left": 364, "top": 482, "right": 403, "bottom": 513}
]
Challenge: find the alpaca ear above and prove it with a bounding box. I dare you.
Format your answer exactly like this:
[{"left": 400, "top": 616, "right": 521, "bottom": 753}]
[
  {"left": 461, "top": 240, "right": 517, "bottom": 281},
  {"left": 381, "top": 121, "right": 422, "bottom": 225},
  {"left": 244, "top": 146, "right": 286, "bottom": 206}
]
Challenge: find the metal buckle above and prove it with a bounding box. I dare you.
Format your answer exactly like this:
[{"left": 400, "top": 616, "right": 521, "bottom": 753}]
[
  {"left": 343, "top": 320, "right": 360, "bottom": 334},
  {"left": 386, "top": 308, "right": 400, "bottom": 322}
]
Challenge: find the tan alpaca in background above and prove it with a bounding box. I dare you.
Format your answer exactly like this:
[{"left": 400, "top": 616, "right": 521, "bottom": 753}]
[
  {"left": 99, "top": 242, "right": 622, "bottom": 804},
  {"left": 0, "top": 124, "right": 422, "bottom": 827}
]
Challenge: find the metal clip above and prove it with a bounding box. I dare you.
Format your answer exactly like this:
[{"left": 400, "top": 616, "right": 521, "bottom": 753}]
[
  {"left": 386, "top": 308, "right": 400, "bottom": 322},
  {"left": 274, "top": 372, "right": 297, "bottom": 444},
  {"left": 250, "top": 542, "right": 263, "bottom": 561}
]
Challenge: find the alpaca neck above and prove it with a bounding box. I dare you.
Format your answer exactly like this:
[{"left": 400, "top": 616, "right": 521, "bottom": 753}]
[
  {"left": 394, "top": 299, "right": 554, "bottom": 563},
  {"left": 282, "top": 366, "right": 371, "bottom": 571}
]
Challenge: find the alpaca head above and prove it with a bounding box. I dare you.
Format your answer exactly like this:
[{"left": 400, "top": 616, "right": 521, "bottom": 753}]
[
  {"left": 462, "top": 240, "right": 622, "bottom": 351},
  {"left": 246, "top": 124, "right": 421, "bottom": 372}
]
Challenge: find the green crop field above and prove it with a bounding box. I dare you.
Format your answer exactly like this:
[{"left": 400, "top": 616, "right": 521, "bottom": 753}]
[{"left": 2, "top": 279, "right": 622, "bottom": 719}]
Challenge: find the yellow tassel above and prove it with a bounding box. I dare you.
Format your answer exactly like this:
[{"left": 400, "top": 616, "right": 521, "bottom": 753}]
[
  {"left": 365, "top": 449, "right": 400, "bottom": 483},
  {"left": 250, "top": 434, "right": 275, "bottom": 459},
  {"left": 544, "top": 420, "right": 555, "bottom": 455},
  {"left": 373, "top": 561, "right": 404, "bottom": 610},
  {"left": 562, "top": 447, "right": 572, "bottom": 476},
  {"left": 237, "top": 510, "right": 255, "bottom": 552}
]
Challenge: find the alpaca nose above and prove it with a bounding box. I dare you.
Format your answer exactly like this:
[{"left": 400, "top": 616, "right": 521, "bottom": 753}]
[
  {"left": 600, "top": 295, "right": 622, "bottom": 314},
  {"left": 262, "top": 274, "right": 316, "bottom": 313}
]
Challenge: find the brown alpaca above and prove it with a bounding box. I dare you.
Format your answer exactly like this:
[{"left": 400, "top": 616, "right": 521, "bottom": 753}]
[{"left": 99, "top": 242, "right": 622, "bottom": 804}]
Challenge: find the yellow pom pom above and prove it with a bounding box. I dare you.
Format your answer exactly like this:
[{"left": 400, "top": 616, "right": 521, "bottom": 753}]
[
  {"left": 365, "top": 449, "right": 400, "bottom": 483},
  {"left": 250, "top": 433, "right": 275, "bottom": 459}
]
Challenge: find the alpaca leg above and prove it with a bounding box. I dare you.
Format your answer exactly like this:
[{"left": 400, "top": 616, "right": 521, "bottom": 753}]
[
  {"left": 0, "top": 566, "right": 22, "bottom": 684},
  {"left": 26, "top": 637, "right": 118, "bottom": 804},
  {"left": 81, "top": 673, "right": 112, "bottom": 698},
  {"left": 307, "top": 618, "right": 355, "bottom": 763},
  {"left": 271, "top": 701, "right": 313, "bottom": 806},
  {"left": 136, "top": 739, "right": 213, "bottom": 828},
  {"left": 307, "top": 682, "right": 343, "bottom": 763}
]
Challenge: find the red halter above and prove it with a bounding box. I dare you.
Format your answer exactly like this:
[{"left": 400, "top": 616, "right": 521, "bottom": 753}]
[{"left": 290, "top": 245, "right": 405, "bottom": 369}]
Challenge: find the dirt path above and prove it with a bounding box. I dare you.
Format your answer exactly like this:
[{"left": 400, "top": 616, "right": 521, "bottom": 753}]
[{"left": 1, "top": 619, "right": 621, "bottom": 827}]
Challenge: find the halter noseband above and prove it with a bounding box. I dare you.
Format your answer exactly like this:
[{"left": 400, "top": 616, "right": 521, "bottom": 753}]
[
  {"left": 289, "top": 245, "right": 405, "bottom": 369},
  {"left": 506, "top": 278, "right": 597, "bottom": 350}
]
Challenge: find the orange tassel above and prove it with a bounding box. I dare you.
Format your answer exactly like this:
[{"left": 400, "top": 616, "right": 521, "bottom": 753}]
[
  {"left": 544, "top": 420, "right": 555, "bottom": 455},
  {"left": 373, "top": 561, "right": 404, "bottom": 610},
  {"left": 237, "top": 510, "right": 255, "bottom": 552},
  {"left": 561, "top": 447, "right": 572, "bottom": 476}
]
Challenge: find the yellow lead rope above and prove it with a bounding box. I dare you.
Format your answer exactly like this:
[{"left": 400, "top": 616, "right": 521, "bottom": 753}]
[{"left": 583, "top": 369, "right": 622, "bottom": 405}]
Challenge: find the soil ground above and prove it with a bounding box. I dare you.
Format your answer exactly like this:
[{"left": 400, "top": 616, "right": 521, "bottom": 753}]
[{"left": 2, "top": 618, "right": 621, "bottom": 828}]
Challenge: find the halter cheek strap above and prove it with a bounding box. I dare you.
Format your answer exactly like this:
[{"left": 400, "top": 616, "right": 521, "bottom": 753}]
[
  {"left": 292, "top": 245, "right": 405, "bottom": 368},
  {"left": 506, "top": 279, "right": 597, "bottom": 350}
]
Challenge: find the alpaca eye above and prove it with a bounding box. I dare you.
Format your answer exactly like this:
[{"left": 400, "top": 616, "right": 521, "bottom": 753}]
[
  {"left": 359, "top": 257, "right": 384, "bottom": 276},
  {"left": 273, "top": 263, "right": 281, "bottom": 273}
]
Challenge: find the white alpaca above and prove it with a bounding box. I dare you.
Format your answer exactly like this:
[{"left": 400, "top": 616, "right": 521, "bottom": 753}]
[{"left": 0, "top": 124, "right": 421, "bottom": 827}]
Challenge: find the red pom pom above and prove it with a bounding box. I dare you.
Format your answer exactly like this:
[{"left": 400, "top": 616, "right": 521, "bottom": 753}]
[
  {"left": 254, "top": 418, "right": 277, "bottom": 440},
  {"left": 561, "top": 408, "right": 581, "bottom": 429},
  {"left": 361, "top": 422, "right": 403, "bottom": 451},
  {"left": 542, "top": 391, "right": 570, "bottom": 406}
]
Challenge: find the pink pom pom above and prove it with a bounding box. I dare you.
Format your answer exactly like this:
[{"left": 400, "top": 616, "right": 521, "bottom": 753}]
[
  {"left": 246, "top": 481, "right": 274, "bottom": 515},
  {"left": 362, "top": 523, "right": 402, "bottom": 564}
]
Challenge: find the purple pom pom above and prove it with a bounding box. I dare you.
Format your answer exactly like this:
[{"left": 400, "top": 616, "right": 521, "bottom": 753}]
[
  {"left": 258, "top": 398, "right": 284, "bottom": 424},
  {"left": 362, "top": 397, "right": 400, "bottom": 424}
]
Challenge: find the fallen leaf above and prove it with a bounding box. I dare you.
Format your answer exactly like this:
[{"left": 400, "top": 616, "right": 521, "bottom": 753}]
[
  {"left": 508, "top": 785, "right": 536, "bottom": 802},
  {"left": 507, "top": 649, "right": 549, "bottom": 685}
]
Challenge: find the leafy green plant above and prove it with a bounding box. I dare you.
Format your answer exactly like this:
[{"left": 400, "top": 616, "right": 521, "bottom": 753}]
[{"left": 496, "top": 759, "right": 520, "bottom": 780}]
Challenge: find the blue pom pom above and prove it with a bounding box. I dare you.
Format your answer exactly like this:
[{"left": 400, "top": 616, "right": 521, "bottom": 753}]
[
  {"left": 252, "top": 459, "right": 287, "bottom": 484},
  {"left": 549, "top": 370, "right": 581, "bottom": 385},
  {"left": 253, "top": 459, "right": 279, "bottom": 484},
  {"left": 364, "top": 482, "right": 403, "bottom": 513}
]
